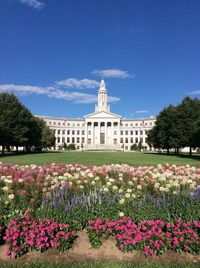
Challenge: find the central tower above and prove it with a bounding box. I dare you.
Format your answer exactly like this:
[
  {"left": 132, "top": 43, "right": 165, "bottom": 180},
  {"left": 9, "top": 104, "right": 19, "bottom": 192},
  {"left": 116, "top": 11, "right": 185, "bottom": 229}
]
[{"left": 95, "top": 79, "right": 110, "bottom": 112}]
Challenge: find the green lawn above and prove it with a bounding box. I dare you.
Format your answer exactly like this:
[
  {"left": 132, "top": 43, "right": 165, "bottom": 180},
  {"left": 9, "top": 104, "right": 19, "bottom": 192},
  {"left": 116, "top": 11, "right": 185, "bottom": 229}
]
[{"left": 0, "top": 151, "right": 199, "bottom": 166}]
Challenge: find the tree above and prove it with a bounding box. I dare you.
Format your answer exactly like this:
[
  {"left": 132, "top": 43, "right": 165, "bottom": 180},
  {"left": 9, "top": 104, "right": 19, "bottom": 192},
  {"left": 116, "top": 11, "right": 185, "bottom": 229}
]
[
  {"left": 0, "top": 93, "right": 55, "bottom": 154},
  {"left": 177, "top": 97, "right": 200, "bottom": 156},
  {"left": 35, "top": 118, "right": 55, "bottom": 149},
  {"left": 130, "top": 143, "right": 138, "bottom": 151},
  {"left": 147, "top": 105, "right": 181, "bottom": 154}
]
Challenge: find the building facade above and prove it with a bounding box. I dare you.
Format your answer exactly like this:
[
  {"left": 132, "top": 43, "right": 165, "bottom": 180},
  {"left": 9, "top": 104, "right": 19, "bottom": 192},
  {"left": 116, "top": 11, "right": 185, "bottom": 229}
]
[{"left": 38, "top": 80, "right": 156, "bottom": 151}]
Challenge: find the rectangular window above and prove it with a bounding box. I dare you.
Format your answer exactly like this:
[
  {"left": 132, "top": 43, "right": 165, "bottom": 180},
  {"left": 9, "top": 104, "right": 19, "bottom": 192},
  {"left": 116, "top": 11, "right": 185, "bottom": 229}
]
[
  {"left": 58, "top": 130, "right": 60, "bottom": 134},
  {"left": 130, "top": 138, "right": 133, "bottom": 143},
  {"left": 88, "top": 130, "right": 91, "bottom": 135},
  {"left": 114, "top": 131, "right": 117, "bottom": 135},
  {"left": 120, "top": 138, "right": 123, "bottom": 143},
  {"left": 82, "top": 130, "right": 84, "bottom": 135},
  {"left": 135, "top": 130, "right": 138, "bottom": 135},
  {"left": 82, "top": 138, "right": 85, "bottom": 143},
  {"left": 114, "top": 122, "right": 118, "bottom": 126},
  {"left": 72, "top": 137, "right": 75, "bottom": 143},
  {"left": 140, "top": 130, "right": 143, "bottom": 135},
  {"left": 67, "top": 130, "right": 70, "bottom": 135},
  {"left": 57, "top": 137, "right": 60, "bottom": 143},
  {"left": 136, "top": 138, "right": 138, "bottom": 143},
  {"left": 130, "top": 130, "right": 133, "bottom": 135},
  {"left": 67, "top": 137, "right": 70, "bottom": 143},
  {"left": 125, "top": 131, "right": 128, "bottom": 135},
  {"left": 62, "top": 130, "right": 65, "bottom": 135},
  {"left": 72, "top": 130, "right": 75, "bottom": 135},
  {"left": 77, "top": 137, "right": 80, "bottom": 143},
  {"left": 62, "top": 137, "right": 65, "bottom": 143},
  {"left": 77, "top": 130, "right": 80, "bottom": 135},
  {"left": 125, "top": 138, "right": 128, "bottom": 143},
  {"left": 121, "top": 130, "right": 123, "bottom": 135}
]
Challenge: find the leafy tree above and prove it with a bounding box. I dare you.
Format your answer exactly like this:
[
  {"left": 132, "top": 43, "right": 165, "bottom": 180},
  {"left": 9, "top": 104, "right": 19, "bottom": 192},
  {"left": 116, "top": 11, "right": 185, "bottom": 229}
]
[
  {"left": 147, "top": 105, "right": 181, "bottom": 154},
  {"left": 35, "top": 118, "right": 55, "bottom": 149},
  {"left": 130, "top": 143, "right": 138, "bottom": 151},
  {"left": 177, "top": 97, "right": 200, "bottom": 156}
]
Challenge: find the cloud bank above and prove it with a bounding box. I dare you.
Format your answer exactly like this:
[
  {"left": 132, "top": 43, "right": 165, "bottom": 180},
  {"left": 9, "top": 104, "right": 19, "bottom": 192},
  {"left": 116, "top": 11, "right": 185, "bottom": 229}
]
[
  {"left": 0, "top": 83, "right": 120, "bottom": 104},
  {"left": 91, "top": 69, "right": 134, "bottom": 78},
  {"left": 19, "top": 0, "right": 45, "bottom": 10}
]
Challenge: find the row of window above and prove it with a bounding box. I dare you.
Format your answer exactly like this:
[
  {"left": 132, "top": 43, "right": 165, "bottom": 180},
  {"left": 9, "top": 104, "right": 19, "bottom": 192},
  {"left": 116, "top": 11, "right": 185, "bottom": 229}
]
[
  {"left": 56, "top": 130, "right": 85, "bottom": 135},
  {"left": 48, "top": 121, "right": 84, "bottom": 127},
  {"left": 121, "top": 130, "right": 148, "bottom": 135},
  {"left": 120, "top": 137, "right": 147, "bottom": 144},
  {"left": 55, "top": 130, "right": 148, "bottom": 136},
  {"left": 57, "top": 137, "right": 147, "bottom": 145},
  {"left": 57, "top": 137, "right": 85, "bottom": 144},
  {"left": 47, "top": 121, "right": 155, "bottom": 127}
]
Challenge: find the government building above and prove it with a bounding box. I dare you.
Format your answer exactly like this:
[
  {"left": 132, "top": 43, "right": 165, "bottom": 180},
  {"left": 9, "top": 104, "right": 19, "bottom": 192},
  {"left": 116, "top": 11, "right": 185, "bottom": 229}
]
[{"left": 38, "top": 80, "right": 156, "bottom": 151}]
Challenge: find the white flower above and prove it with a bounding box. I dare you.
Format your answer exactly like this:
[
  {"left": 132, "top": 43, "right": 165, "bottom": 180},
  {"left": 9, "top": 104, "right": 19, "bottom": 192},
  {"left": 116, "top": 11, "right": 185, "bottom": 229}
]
[
  {"left": 119, "top": 198, "right": 125, "bottom": 204},
  {"left": 119, "top": 212, "right": 124, "bottom": 217},
  {"left": 132, "top": 194, "right": 136, "bottom": 198},
  {"left": 118, "top": 189, "right": 123, "bottom": 193},
  {"left": 106, "top": 181, "right": 112, "bottom": 186},
  {"left": 91, "top": 181, "right": 96, "bottom": 186},
  {"left": 112, "top": 185, "right": 118, "bottom": 191},
  {"left": 8, "top": 194, "right": 15, "bottom": 200},
  {"left": 18, "top": 179, "right": 24, "bottom": 183},
  {"left": 125, "top": 193, "right": 131, "bottom": 198},
  {"left": 159, "top": 187, "right": 165, "bottom": 192},
  {"left": 173, "top": 190, "right": 177, "bottom": 195},
  {"left": 3, "top": 186, "right": 8, "bottom": 192},
  {"left": 137, "top": 185, "right": 142, "bottom": 190},
  {"left": 127, "top": 188, "right": 132, "bottom": 193},
  {"left": 103, "top": 187, "right": 108, "bottom": 192},
  {"left": 128, "top": 181, "right": 133, "bottom": 185}
]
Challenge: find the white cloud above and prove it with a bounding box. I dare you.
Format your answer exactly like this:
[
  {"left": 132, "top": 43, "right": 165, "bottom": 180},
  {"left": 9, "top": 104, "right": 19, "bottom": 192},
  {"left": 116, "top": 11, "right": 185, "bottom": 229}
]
[
  {"left": 55, "top": 78, "right": 99, "bottom": 89},
  {"left": 188, "top": 90, "right": 200, "bottom": 95},
  {"left": 135, "top": 110, "right": 149, "bottom": 114},
  {"left": 0, "top": 83, "right": 120, "bottom": 104},
  {"left": 19, "top": 0, "right": 45, "bottom": 10},
  {"left": 91, "top": 69, "right": 134, "bottom": 78}
]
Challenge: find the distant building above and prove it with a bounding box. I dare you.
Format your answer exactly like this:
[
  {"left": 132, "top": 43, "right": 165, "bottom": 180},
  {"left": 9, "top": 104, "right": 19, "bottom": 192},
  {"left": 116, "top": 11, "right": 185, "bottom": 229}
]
[{"left": 38, "top": 80, "right": 156, "bottom": 151}]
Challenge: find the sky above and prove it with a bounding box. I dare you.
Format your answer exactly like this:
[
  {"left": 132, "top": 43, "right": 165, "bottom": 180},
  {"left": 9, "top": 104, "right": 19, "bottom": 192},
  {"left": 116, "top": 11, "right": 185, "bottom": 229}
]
[{"left": 0, "top": 0, "right": 200, "bottom": 119}]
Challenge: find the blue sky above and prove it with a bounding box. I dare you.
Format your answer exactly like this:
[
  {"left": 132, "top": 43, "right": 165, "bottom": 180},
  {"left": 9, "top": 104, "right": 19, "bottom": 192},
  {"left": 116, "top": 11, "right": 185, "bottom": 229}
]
[{"left": 0, "top": 0, "right": 200, "bottom": 118}]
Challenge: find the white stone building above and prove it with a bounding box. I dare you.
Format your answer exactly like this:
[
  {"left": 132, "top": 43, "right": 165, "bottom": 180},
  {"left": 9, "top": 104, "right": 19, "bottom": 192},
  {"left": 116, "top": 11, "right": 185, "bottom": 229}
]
[{"left": 38, "top": 80, "right": 156, "bottom": 151}]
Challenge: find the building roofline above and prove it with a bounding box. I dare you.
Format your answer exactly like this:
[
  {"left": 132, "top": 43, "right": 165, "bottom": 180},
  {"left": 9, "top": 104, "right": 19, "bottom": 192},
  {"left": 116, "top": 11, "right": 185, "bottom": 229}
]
[{"left": 35, "top": 115, "right": 84, "bottom": 121}]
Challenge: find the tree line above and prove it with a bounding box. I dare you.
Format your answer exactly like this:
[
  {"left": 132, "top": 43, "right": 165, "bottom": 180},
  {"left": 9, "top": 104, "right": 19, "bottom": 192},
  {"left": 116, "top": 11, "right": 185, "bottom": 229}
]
[
  {"left": 147, "top": 97, "right": 200, "bottom": 155},
  {"left": 0, "top": 93, "right": 55, "bottom": 155}
]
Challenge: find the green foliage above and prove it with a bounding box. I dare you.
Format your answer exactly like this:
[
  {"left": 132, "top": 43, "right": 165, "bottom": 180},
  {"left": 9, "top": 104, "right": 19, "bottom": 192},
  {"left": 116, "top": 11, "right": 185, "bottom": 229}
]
[
  {"left": 130, "top": 144, "right": 138, "bottom": 151},
  {"left": 147, "top": 97, "right": 200, "bottom": 155},
  {"left": 0, "top": 93, "right": 55, "bottom": 153}
]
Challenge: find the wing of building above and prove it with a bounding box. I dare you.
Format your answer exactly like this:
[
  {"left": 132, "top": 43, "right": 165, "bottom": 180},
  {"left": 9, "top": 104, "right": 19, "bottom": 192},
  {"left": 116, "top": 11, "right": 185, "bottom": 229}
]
[{"left": 37, "top": 80, "right": 156, "bottom": 151}]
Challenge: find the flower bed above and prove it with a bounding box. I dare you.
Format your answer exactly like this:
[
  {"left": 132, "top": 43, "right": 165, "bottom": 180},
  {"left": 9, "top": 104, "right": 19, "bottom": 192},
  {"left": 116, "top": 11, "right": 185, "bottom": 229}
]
[
  {"left": 3, "top": 214, "right": 77, "bottom": 259},
  {"left": 0, "top": 162, "right": 200, "bottom": 259},
  {"left": 87, "top": 218, "right": 200, "bottom": 257}
]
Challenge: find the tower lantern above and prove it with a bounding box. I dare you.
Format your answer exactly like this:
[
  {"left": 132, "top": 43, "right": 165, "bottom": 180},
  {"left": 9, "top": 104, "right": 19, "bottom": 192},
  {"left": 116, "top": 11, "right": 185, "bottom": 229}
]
[{"left": 95, "top": 79, "right": 110, "bottom": 112}]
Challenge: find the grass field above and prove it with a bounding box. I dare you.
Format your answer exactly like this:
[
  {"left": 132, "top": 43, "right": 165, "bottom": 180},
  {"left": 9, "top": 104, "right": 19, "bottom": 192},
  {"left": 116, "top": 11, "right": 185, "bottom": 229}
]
[{"left": 0, "top": 151, "right": 200, "bottom": 166}]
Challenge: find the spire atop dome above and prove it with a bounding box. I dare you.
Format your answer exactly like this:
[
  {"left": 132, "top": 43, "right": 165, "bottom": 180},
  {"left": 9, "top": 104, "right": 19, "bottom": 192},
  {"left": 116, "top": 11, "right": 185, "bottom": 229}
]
[
  {"left": 100, "top": 78, "right": 106, "bottom": 89},
  {"left": 95, "top": 79, "right": 110, "bottom": 112}
]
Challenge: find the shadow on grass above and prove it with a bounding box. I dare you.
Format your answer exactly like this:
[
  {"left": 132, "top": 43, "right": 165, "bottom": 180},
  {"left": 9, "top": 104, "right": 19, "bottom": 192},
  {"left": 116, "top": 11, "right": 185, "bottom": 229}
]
[
  {"left": 0, "top": 151, "right": 62, "bottom": 158},
  {"left": 144, "top": 152, "right": 200, "bottom": 161}
]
